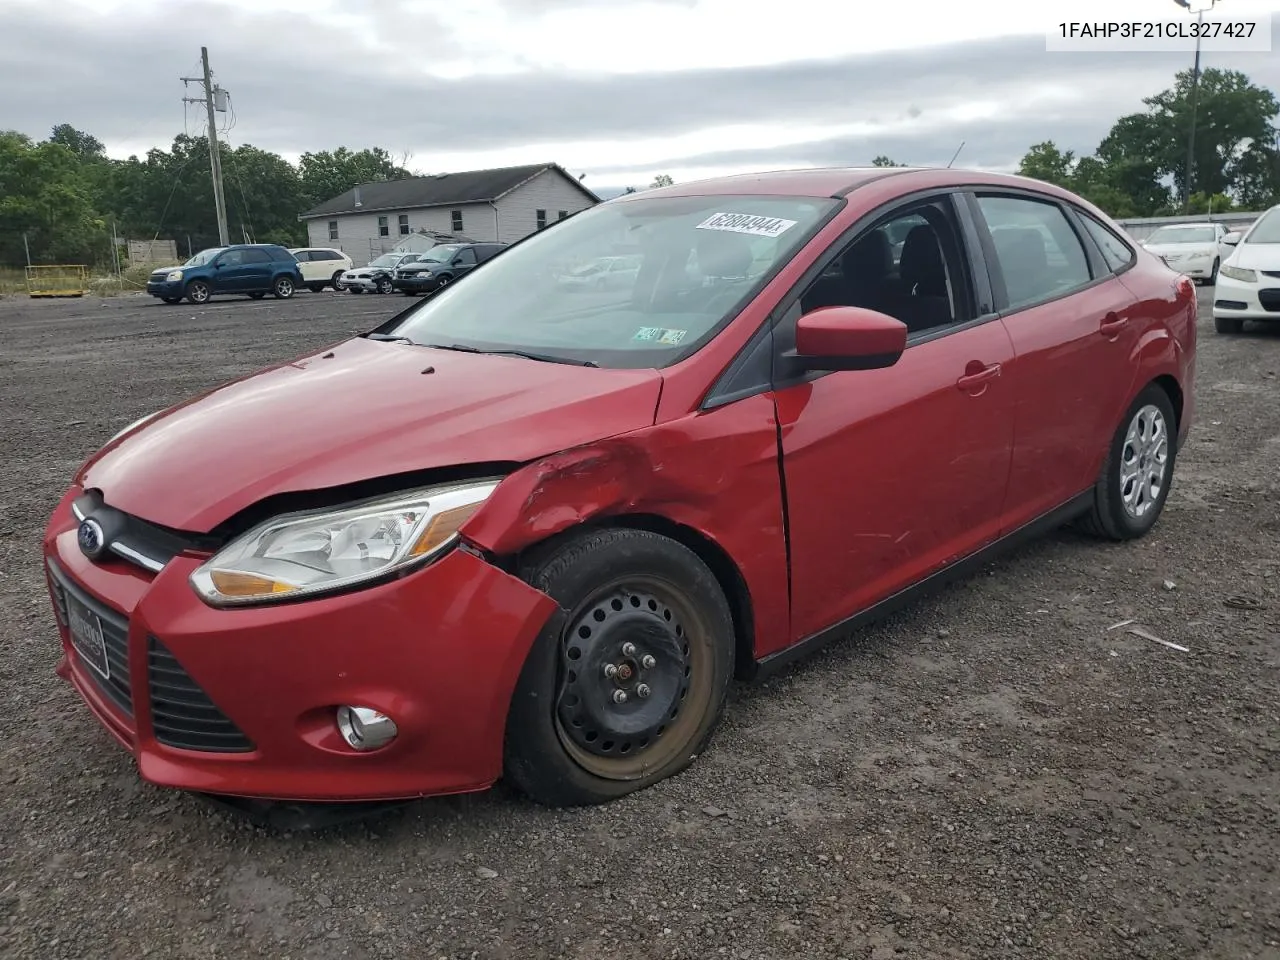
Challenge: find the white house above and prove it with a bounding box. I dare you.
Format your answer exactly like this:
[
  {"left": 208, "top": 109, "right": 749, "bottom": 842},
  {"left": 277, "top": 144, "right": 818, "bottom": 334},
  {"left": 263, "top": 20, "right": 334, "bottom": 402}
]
[{"left": 298, "top": 162, "right": 600, "bottom": 266}]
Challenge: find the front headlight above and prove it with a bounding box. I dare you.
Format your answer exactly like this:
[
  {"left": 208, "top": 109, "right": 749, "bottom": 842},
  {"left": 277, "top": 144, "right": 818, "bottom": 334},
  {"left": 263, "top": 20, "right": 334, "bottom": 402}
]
[
  {"left": 1220, "top": 264, "right": 1257, "bottom": 283},
  {"left": 190, "top": 480, "right": 501, "bottom": 607},
  {"left": 166, "top": 269, "right": 183, "bottom": 281}
]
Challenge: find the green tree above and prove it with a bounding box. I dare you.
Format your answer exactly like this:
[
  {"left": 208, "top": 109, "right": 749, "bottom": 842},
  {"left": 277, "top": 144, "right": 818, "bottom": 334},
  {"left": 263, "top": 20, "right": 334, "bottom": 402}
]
[
  {"left": 651, "top": 173, "right": 674, "bottom": 188},
  {"left": 0, "top": 131, "right": 108, "bottom": 264},
  {"left": 1016, "top": 141, "right": 1076, "bottom": 187},
  {"left": 871, "top": 155, "right": 906, "bottom": 167},
  {"left": 298, "top": 147, "right": 408, "bottom": 209},
  {"left": 220, "top": 143, "right": 305, "bottom": 244},
  {"left": 1104, "top": 68, "right": 1279, "bottom": 206}
]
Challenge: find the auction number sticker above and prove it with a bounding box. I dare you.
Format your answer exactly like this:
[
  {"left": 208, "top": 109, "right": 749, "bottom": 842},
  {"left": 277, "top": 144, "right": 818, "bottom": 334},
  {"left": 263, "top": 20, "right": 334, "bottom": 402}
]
[{"left": 695, "top": 212, "right": 798, "bottom": 238}]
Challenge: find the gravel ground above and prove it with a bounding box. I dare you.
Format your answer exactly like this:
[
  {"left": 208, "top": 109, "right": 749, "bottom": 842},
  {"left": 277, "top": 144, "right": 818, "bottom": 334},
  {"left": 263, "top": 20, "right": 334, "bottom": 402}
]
[{"left": 1, "top": 288, "right": 1278, "bottom": 960}]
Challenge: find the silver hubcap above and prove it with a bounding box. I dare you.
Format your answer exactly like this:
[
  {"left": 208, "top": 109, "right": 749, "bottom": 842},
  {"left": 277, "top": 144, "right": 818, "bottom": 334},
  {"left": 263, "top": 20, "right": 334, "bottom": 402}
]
[
  {"left": 278, "top": 280, "right": 292, "bottom": 295},
  {"left": 1120, "top": 404, "right": 1169, "bottom": 519},
  {"left": 191, "top": 285, "right": 207, "bottom": 302}
]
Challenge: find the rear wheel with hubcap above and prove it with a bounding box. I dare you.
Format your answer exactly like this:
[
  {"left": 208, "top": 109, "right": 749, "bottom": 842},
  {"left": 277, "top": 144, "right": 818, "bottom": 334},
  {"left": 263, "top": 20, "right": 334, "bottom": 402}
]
[
  {"left": 505, "top": 528, "right": 735, "bottom": 806},
  {"left": 184, "top": 280, "right": 210, "bottom": 304},
  {"left": 1078, "top": 384, "right": 1177, "bottom": 541}
]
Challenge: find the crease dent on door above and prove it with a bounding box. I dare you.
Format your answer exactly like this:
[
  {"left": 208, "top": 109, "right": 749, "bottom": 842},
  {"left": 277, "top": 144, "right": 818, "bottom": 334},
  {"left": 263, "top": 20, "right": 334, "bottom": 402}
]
[{"left": 462, "top": 393, "right": 792, "bottom": 660}]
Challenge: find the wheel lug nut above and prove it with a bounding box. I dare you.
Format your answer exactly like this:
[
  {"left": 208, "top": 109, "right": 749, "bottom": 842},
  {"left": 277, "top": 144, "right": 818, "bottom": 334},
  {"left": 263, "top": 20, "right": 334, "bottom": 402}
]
[
  {"left": 612, "top": 689, "right": 628, "bottom": 704},
  {"left": 641, "top": 654, "right": 656, "bottom": 669},
  {"left": 636, "top": 684, "right": 651, "bottom": 699},
  {"left": 621, "top": 642, "right": 636, "bottom": 657},
  {"left": 603, "top": 664, "right": 618, "bottom": 679}
]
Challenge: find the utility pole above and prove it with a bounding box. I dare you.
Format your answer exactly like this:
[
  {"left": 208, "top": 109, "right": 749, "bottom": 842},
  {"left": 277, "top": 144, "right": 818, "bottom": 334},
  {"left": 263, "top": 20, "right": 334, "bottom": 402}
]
[
  {"left": 182, "top": 47, "right": 230, "bottom": 246},
  {"left": 1173, "top": 0, "right": 1217, "bottom": 213}
]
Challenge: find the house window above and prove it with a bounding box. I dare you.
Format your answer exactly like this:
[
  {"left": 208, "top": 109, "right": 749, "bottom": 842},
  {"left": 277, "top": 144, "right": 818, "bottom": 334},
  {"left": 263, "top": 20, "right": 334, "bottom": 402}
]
[
  {"left": 328, "top": 221, "right": 338, "bottom": 241},
  {"left": 536, "top": 209, "right": 547, "bottom": 230},
  {"left": 558, "top": 210, "right": 568, "bottom": 220},
  {"left": 378, "top": 216, "right": 389, "bottom": 238},
  {"left": 451, "top": 210, "right": 464, "bottom": 232},
  {"left": 398, "top": 214, "right": 409, "bottom": 236}
]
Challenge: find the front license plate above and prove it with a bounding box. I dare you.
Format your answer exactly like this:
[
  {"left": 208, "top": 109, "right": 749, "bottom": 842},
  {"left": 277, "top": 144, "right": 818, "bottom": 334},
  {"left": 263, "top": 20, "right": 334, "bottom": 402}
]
[{"left": 66, "top": 594, "right": 109, "bottom": 680}]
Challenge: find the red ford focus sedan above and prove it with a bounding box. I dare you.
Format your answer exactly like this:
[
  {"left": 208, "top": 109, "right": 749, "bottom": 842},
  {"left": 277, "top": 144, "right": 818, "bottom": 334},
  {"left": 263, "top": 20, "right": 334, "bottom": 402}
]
[{"left": 43, "top": 167, "right": 1196, "bottom": 808}]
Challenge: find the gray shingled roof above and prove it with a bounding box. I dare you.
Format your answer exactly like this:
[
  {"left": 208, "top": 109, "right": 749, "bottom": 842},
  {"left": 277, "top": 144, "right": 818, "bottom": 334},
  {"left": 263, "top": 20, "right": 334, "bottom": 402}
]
[{"left": 299, "top": 162, "right": 599, "bottom": 219}]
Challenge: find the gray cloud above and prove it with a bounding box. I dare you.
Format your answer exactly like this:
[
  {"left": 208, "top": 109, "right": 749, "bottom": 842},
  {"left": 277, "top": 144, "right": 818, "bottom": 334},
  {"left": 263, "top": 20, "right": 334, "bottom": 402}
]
[{"left": 4, "top": 1, "right": 1278, "bottom": 189}]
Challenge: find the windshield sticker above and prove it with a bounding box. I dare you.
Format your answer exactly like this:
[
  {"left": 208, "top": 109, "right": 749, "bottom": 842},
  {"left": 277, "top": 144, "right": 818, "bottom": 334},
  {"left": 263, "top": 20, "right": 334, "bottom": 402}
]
[
  {"left": 696, "top": 212, "right": 798, "bottom": 238},
  {"left": 633, "top": 327, "right": 688, "bottom": 345}
]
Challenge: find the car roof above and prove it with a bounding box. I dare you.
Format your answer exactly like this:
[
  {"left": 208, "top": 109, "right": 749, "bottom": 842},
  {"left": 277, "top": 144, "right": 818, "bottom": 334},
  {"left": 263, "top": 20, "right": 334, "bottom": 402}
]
[{"left": 615, "top": 166, "right": 1088, "bottom": 202}]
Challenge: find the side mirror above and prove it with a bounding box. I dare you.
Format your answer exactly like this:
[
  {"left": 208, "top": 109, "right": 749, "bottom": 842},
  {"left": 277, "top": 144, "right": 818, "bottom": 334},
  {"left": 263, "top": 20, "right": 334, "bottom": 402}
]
[
  {"left": 792, "top": 306, "right": 907, "bottom": 372},
  {"left": 1222, "top": 231, "right": 1241, "bottom": 245}
]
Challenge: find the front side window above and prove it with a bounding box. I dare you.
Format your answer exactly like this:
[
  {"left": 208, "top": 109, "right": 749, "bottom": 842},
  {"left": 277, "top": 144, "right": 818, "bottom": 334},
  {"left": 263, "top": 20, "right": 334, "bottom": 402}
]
[
  {"left": 455, "top": 248, "right": 477, "bottom": 266},
  {"left": 217, "top": 249, "right": 245, "bottom": 267},
  {"left": 976, "top": 195, "right": 1092, "bottom": 310},
  {"left": 799, "top": 199, "right": 973, "bottom": 337},
  {"left": 1244, "top": 208, "right": 1280, "bottom": 244},
  {"left": 386, "top": 195, "right": 838, "bottom": 369}
]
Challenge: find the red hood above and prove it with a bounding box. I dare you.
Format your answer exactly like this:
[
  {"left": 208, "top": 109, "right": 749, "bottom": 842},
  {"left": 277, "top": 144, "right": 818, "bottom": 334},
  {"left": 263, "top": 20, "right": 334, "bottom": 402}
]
[{"left": 79, "top": 338, "right": 663, "bottom": 532}]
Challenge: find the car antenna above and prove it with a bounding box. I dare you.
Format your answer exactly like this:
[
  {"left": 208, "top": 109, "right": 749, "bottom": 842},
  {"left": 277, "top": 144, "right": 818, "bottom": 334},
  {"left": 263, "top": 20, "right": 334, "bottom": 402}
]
[{"left": 946, "top": 141, "right": 966, "bottom": 169}]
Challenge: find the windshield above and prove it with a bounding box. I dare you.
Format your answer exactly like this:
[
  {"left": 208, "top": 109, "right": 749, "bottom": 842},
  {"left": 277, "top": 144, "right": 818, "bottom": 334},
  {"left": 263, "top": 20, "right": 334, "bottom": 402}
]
[
  {"left": 184, "top": 248, "right": 225, "bottom": 267},
  {"left": 1147, "top": 226, "right": 1216, "bottom": 244},
  {"left": 368, "top": 254, "right": 400, "bottom": 268},
  {"left": 1245, "top": 209, "right": 1280, "bottom": 244},
  {"left": 385, "top": 195, "right": 837, "bottom": 368},
  {"left": 420, "top": 245, "right": 461, "bottom": 262}
]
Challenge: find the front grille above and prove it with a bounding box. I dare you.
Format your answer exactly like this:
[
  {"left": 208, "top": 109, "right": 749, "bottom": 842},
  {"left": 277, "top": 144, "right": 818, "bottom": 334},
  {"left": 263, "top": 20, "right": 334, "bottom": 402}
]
[
  {"left": 1258, "top": 288, "right": 1280, "bottom": 313},
  {"left": 48, "top": 562, "right": 133, "bottom": 717},
  {"left": 73, "top": 491, "right": 219, "bottom": 575},
  {"left": 146, "top": 637, "right": 254, "bottom": 753}
]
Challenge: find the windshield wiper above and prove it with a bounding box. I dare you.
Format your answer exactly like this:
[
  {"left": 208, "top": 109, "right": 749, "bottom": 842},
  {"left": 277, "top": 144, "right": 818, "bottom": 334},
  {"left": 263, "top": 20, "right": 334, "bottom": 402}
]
[
  {"left": 365, "top": 333, "right": 415, "bottom": 343},
  {"left": 426, "top": 343, "right": 599, "bottom": 367}
]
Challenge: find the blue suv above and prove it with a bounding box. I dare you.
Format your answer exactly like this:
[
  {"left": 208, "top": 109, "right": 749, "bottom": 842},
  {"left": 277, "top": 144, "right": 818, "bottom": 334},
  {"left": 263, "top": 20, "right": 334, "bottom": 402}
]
[{"left": 146, "top": 244, "right": 305, "bottom": 305}]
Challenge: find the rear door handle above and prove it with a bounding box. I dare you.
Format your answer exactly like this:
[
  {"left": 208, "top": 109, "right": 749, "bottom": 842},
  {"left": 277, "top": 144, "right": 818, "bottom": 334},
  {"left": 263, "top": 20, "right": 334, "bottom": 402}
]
[
  {"left": 956, "top": 362, "right": 1002, "bottom": 392},
  {"left": 1099, "top": 312, "right": 1128, "bottom": 336}
]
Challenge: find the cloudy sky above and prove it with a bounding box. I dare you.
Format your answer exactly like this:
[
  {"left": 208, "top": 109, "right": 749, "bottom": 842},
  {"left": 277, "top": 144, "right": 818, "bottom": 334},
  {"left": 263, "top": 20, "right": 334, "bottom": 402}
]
[{"left": 5, "top": 0, "right": 1280, "bottom": 192}]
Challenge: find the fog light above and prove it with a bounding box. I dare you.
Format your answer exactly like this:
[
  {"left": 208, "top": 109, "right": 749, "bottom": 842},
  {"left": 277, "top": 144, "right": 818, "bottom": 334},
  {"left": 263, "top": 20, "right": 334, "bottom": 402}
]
[{"left": 336, "top": 705, "right": 398, "bottom": 751}]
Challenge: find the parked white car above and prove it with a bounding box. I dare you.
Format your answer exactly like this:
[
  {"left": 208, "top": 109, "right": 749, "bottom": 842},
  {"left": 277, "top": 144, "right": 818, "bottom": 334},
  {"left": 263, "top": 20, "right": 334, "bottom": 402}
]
[
  {"left": 1212, "top": 205, "right": 1280, "bottom": 334},
  {"left": 288, "top": 248, "right": 354, "bottom": 292},
  {"left": 1139, "top": 222, "right": 1233, "bottom": 284},
  {"left": 556, "top": 255, "right": 642, "bottom": 291},
  {"left": 340, "top": 252, "right": 424, "bottom": 294}
]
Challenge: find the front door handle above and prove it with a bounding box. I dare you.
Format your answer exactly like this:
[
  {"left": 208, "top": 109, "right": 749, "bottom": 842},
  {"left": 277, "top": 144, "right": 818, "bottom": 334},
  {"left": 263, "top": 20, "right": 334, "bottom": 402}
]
[
  {"left": 956, "top": 361, "right": 1002, "bottom": 393},
  {"left": 1099, "top": 312, "right": 1128, "bottom": 337}
]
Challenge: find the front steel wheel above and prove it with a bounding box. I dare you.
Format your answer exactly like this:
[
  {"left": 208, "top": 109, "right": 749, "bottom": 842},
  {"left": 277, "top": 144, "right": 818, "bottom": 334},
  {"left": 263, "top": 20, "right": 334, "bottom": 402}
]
[
  {"left": 1078, "top": 384, "right": 1178, "bottom": 541},
  {"left": 505, "top": 528, "right": 734, "bottom": 806}
]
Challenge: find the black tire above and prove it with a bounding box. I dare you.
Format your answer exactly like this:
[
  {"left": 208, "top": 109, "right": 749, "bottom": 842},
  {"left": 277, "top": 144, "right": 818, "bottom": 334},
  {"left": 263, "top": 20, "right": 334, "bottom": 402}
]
[
  {"left": 307, "top": 283, "right": 325, "bottom": 293},
  {"left": 375, "top": 276, "right": 393, "bottom": 295},
  {"left": 1215, "top": 315, "right": 1244, "bottom": 334},
  {"left": 504, "top": 528, "right": 735, "bottom": 807},
  {"left": 184, "top": 280, "right": 211, "bottom": 305},
  {"left": 331, "top": 271, "right": 347, "bottom": 291},
  {"left": 272, "top": 276, "right": 295, "bottom": 299},
  {"left": 1209, "top": 257, "right": 1220, "bottom": 284},
  {"left": 248, "top": 292, "right": 266, "bottom": 300},
  {"left": 1078, "top": 383, "right": 1178, "bottom": 541},
  {"left": 161, "top": 297, "right": 181, "bottom": 304}
]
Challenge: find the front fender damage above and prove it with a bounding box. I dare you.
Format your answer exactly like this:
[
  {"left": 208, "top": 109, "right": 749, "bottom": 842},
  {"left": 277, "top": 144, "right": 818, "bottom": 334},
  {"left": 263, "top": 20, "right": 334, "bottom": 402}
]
[{"left": 458, "top": 396, "right": 790, "bottom": 658}]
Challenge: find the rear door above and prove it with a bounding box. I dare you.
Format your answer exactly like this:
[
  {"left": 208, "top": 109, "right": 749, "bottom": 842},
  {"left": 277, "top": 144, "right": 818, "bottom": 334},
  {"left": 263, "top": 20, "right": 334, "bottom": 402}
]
[
  {"left": 452, "top": 246, "right": 478, "bottom": 277},
  {"left": 772, "top": 191, "right": 1017, "bottom": 642},
  {"left": 965, "top": 191, "right": 1144, "bottom": 530},
  {"left": 240, "top": 247, "right": 275, "bottom": 291}
]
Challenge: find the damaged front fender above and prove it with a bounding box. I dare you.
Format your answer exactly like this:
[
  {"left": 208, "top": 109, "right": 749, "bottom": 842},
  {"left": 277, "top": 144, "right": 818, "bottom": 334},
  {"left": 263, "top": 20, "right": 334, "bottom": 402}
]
[{"left": 459, "top": 394, "right": 791, "bottom": 659}]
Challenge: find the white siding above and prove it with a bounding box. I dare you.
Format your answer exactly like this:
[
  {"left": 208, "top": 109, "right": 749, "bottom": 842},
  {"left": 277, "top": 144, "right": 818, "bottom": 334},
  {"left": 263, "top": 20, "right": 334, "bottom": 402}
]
[
  {"left": 495, "top": 169, "right": 595, "bottom": 242},
  {"left": 304, "top": 202, "right": 493, "bottom": 266}
]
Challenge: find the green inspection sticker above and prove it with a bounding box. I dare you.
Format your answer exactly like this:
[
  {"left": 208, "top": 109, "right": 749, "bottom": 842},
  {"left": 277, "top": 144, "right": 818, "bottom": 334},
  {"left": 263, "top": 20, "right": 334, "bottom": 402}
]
[{"left": 632, "top": 327, "right": 687, "bottom": 344}]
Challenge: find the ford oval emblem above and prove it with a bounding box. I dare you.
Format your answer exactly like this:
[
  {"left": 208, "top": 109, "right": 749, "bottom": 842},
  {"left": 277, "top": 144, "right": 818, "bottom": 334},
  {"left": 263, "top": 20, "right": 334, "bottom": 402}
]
[{"left": 78, "top": 518, "right": 107, "bottom": 560}]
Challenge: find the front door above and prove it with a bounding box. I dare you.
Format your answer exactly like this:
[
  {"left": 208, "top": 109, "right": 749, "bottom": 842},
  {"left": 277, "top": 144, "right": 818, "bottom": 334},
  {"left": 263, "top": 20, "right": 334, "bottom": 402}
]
[
  {"left": 451, "top": 247, "right": 478, "bottom": 278},
  {"left": 773, "top": 194, "right": 1017, "bottom": 643},
  {"left": 211, "top": 248, "right": 250, "bottom": 292}
]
